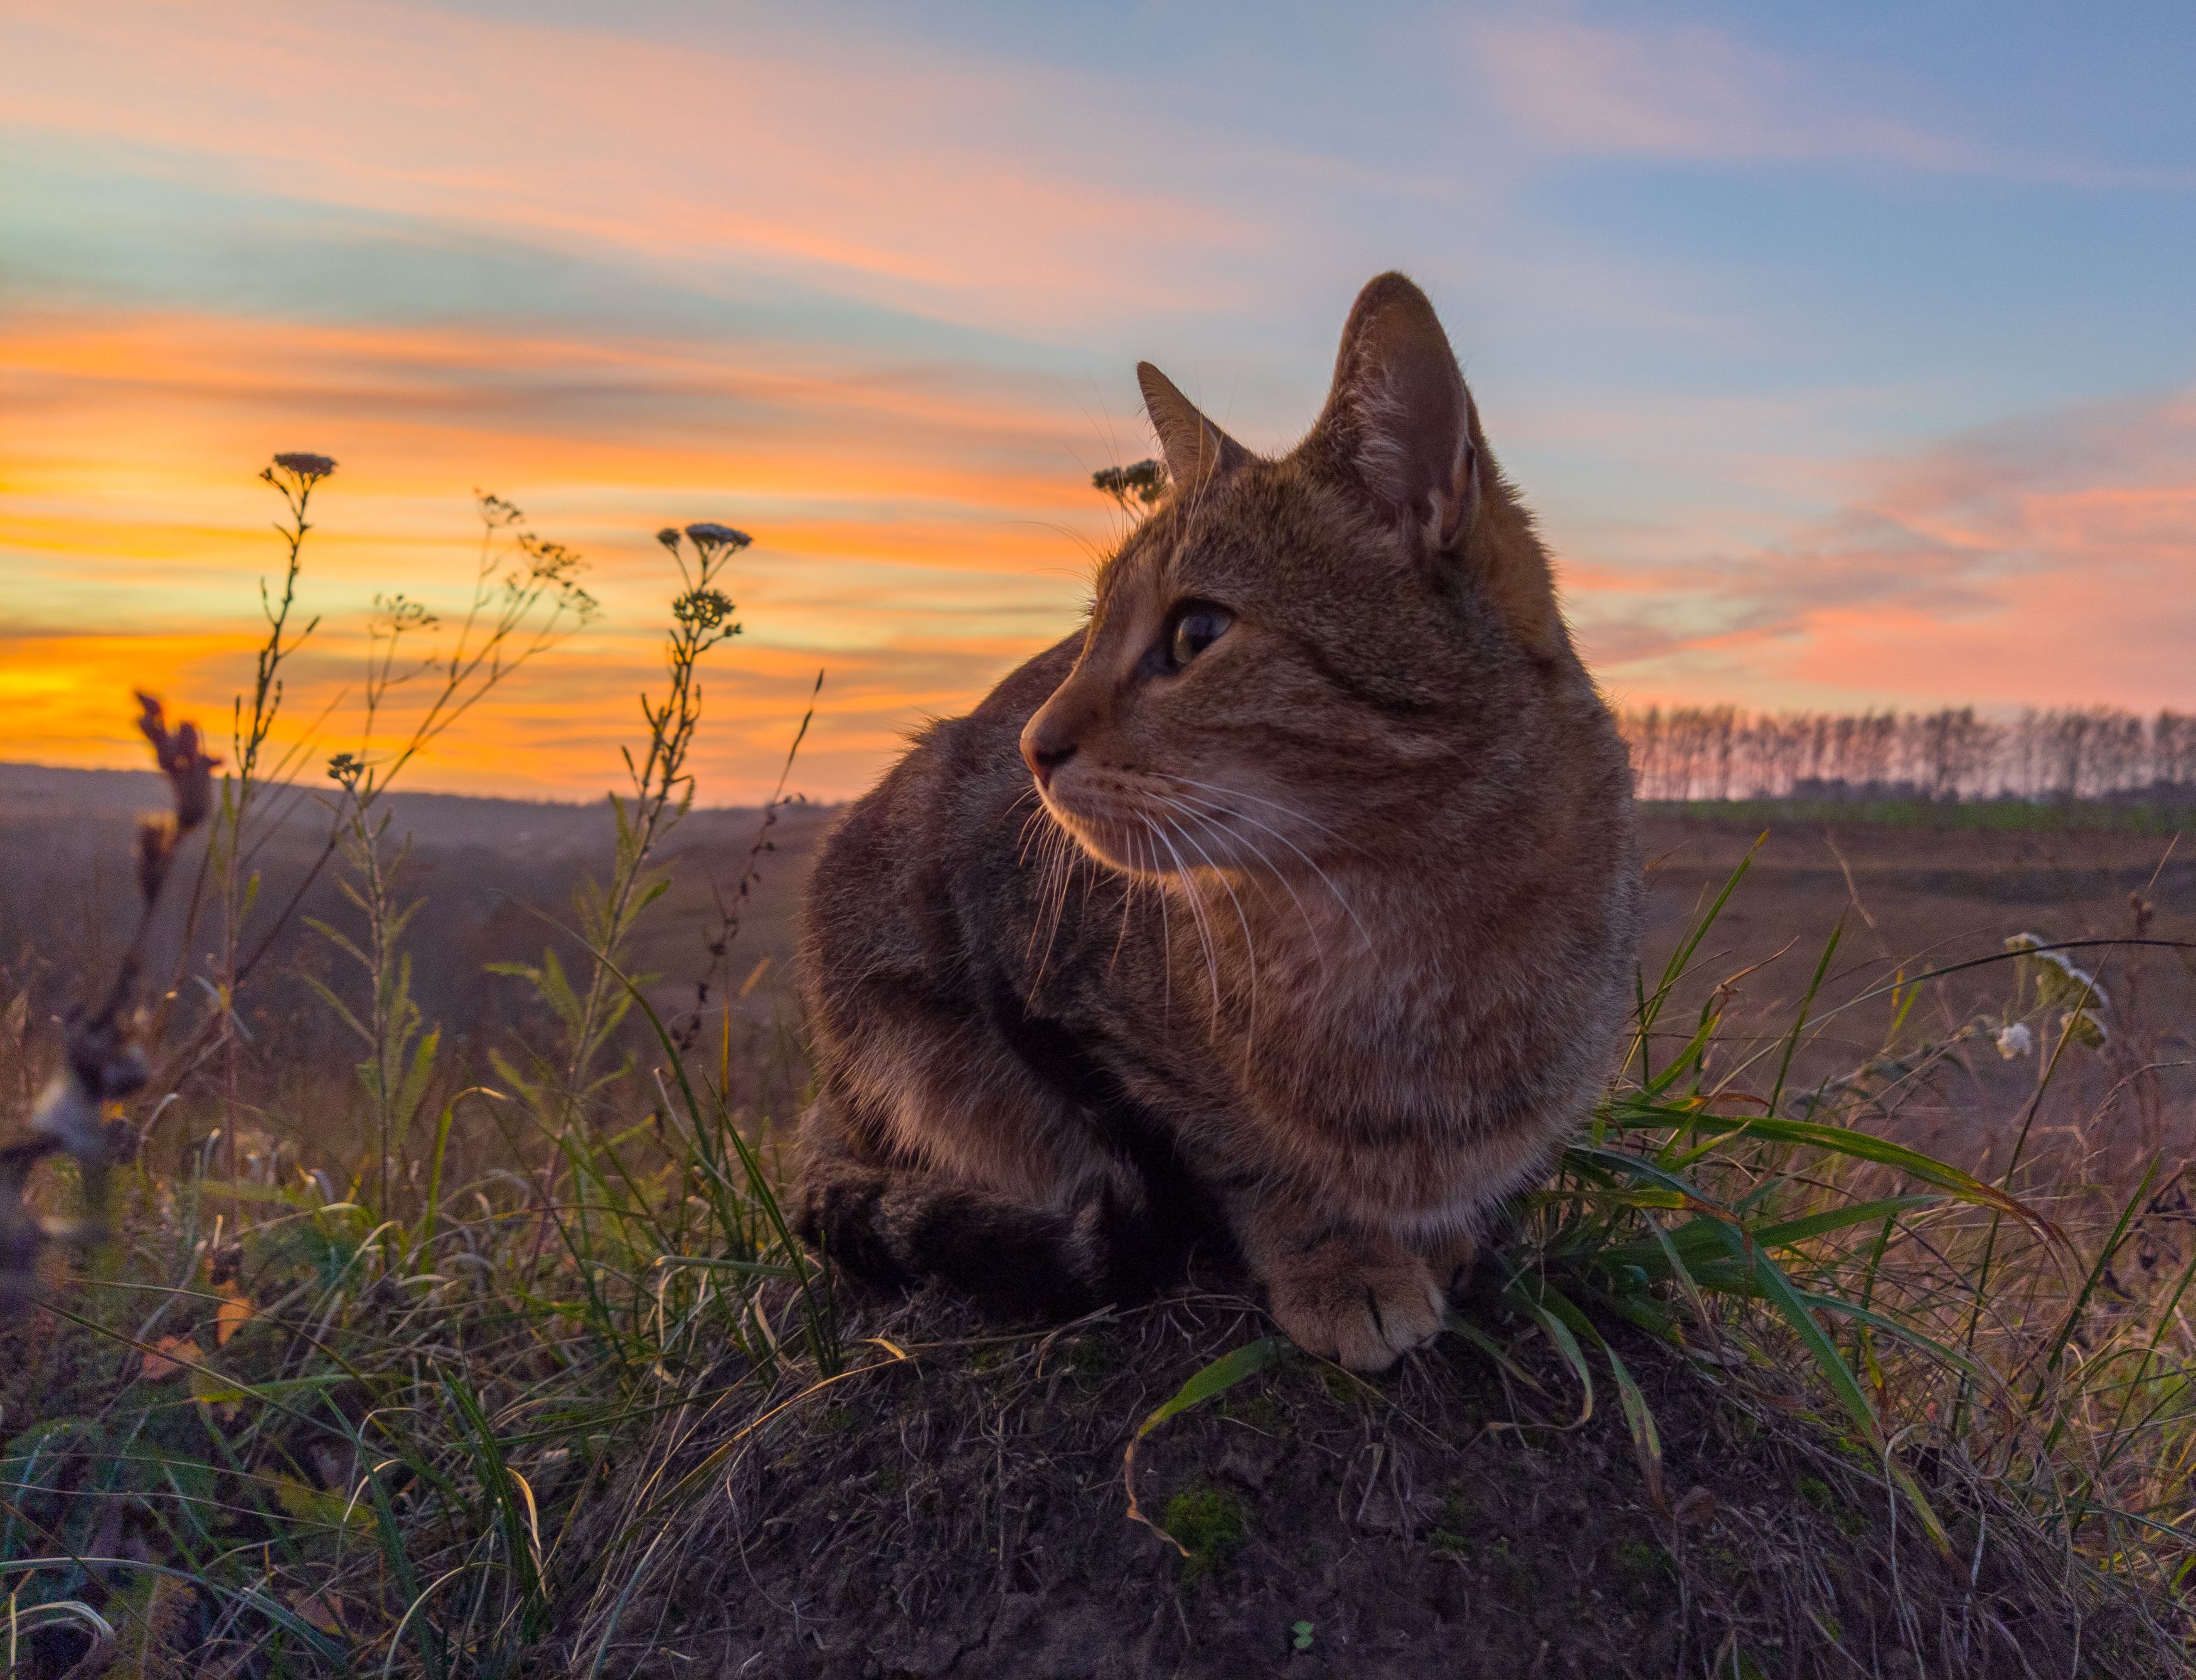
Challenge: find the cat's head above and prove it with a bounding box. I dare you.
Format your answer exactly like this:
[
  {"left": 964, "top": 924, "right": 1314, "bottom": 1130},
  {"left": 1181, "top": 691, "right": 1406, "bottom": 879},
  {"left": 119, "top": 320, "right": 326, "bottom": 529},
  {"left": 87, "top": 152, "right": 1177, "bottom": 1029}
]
[{"left": 1022, "top": 271, "right": 1578, "bottom": 880}]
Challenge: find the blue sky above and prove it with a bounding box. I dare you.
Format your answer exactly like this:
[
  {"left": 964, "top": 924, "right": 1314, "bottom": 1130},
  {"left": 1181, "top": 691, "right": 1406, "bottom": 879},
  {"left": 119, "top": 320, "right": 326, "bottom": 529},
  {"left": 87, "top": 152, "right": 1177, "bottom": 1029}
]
[{"left": 4, "top": 0, "right": 2191, "bottom": 797}]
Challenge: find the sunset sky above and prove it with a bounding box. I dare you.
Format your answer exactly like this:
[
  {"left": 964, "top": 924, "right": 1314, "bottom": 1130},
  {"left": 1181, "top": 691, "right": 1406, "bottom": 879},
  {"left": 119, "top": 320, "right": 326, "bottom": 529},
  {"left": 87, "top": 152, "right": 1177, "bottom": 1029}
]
[{"left": 5, "top": 1, "right": 2193, "bottom": 802}]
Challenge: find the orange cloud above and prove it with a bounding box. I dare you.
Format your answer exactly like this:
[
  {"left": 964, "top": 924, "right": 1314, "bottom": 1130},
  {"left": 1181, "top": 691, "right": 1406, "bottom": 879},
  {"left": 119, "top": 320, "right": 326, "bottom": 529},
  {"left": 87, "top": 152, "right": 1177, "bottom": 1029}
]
[{"left": 2, "top": 303, "right": 1134, "bottom": 799}]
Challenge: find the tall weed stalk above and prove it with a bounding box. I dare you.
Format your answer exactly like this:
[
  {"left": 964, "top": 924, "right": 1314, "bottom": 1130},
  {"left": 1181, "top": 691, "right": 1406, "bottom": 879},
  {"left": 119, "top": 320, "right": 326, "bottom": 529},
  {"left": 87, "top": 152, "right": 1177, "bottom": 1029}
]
[{"left": 309, "top": 492, "right": 597, "bottom": 1218}]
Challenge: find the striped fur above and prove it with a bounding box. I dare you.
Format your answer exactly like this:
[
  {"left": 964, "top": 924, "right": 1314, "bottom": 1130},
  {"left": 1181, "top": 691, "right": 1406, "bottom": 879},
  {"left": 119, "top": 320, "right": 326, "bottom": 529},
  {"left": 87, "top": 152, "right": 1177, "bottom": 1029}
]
[{"left": 794, "top": 273, "right": 1643, "bottom": 1369}]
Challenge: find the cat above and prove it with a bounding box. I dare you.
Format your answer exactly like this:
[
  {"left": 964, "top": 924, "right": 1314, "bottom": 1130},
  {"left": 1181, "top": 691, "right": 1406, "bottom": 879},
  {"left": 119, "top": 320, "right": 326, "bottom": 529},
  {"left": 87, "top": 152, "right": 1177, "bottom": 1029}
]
[{"left": 794, "top": 272, "right": 1642, "bottom": 1371}]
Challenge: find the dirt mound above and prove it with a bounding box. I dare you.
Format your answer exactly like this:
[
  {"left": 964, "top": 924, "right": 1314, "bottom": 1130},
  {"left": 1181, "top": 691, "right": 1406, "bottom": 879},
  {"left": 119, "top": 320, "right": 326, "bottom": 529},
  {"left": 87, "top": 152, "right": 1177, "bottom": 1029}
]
[{"left": 545, "top": 1290, "right": 2172, "bottom": 1679}]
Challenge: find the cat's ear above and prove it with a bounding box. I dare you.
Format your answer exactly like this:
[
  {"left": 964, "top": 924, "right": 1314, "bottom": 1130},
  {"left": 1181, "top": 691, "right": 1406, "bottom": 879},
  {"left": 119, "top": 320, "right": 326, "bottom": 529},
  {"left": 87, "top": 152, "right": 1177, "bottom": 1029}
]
[
  {"left": 1315, "top": 272, "right": 1478, "bottom": 551},
  {"left": 1316, "top": 273, "right": 1565, "bottom": 659},
  {"left": 1137, "top": 362, "right": 1249, "bottom": 491}
]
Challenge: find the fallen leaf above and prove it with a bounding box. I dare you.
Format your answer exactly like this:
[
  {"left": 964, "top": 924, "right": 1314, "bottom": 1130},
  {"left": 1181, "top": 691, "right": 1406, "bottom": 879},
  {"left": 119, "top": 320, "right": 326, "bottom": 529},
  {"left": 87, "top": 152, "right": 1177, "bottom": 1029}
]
[
  {"left": 187, "top": 1364, "right": 245, "bottom": 1425},
  {"left": 271, "top": 1472, "right": 370, "bottom": 1531},
  {"left": 142, "top": 1336, "right": 203, "bottom": 1381},
  {"left": 289, "top": 1590, "right": 346, "bottom": 1634},
  {"left": 215, "top": 1285, "right": 255, "bottom": 1347},
  {"left": 1673, "top": 1485, "right": 1718, "bottom": 1527}
]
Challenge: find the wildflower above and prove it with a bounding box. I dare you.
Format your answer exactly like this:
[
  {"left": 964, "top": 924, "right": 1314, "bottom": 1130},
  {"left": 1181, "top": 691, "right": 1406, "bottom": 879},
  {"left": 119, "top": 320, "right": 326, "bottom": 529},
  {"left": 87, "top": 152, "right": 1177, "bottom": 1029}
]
[
  {"left": 2004, "top": 933, "right": 2110, "bottom": 1012},
  {"left": 1093, "top": 458, "right": 1170, "bottom": 513},
  {"left": 519, "top": 536, "right": 585, "bottom": 585},
  {"left": 33, "top": 1010, "right": 144, "bottom": 1157},
  {"left": 30, "top": 1066, "right": 105, "bottom": 1157},
  {"left": 327, "top": 751, "right": 365, "bottom": 790},
  {"left": 1994, "top": 1022, "right": 2035, "bottom": 1059},
  {"left": 673, "top": 588, "right": 738, "bottom": 631},
  {"left": 269, "top": 452, "right": 336, "bottom": 479},
  {"left": 684, "top": 522, "right": 752, "bottom": 553},
  {"left": 657, "top": 527, "right": 683, "bottom": 552},
  {"left": 2005, "top": 934, "right": 2109, "bottom": 1046},
  {"left": 370, "top": 593, "right": 438, "bottom": 635}
]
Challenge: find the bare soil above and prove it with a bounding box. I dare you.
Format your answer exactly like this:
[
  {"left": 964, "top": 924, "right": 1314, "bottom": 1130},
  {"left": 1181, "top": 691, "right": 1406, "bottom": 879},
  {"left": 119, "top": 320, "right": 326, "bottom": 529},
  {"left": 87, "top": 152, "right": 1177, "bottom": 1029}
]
[{"left": 548, "top": 1287, "right": 2170, "bottom": 1680}]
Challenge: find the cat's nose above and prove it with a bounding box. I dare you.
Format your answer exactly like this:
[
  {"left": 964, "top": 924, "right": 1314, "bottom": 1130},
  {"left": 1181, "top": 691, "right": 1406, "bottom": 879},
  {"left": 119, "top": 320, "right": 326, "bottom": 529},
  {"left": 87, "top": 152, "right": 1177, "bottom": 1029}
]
[{"left": 1020, "top": 720, "right": 1079, "bottom": 787}]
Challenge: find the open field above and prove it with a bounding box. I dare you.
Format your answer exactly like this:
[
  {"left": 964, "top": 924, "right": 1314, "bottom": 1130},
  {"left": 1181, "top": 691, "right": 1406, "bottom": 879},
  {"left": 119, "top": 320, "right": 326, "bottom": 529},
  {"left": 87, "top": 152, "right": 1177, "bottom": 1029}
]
[
  {"left": 1636, "top": 817, "right": 2195, "bottom": 1175},
  {"left": 5, "top": 757, "right": 2195, "bottom": 1676},
  {"left": 15, "top": 763, "right": 2184, "bottom": 1197}
]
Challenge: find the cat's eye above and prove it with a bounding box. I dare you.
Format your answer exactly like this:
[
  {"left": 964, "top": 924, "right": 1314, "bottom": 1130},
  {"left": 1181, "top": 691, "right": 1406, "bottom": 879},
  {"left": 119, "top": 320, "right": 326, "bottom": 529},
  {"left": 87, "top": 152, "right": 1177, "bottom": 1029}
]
[{"left": 1164, "top": 603, "right": 1233, "bottom": 672}]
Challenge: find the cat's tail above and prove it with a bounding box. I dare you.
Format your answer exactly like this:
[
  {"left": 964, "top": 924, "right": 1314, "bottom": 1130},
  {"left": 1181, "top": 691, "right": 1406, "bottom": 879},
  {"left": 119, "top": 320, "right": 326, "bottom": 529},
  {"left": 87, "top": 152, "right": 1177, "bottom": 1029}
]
[{"left": 791, "top": 1102, "right": 1186, "bottom": 1319}]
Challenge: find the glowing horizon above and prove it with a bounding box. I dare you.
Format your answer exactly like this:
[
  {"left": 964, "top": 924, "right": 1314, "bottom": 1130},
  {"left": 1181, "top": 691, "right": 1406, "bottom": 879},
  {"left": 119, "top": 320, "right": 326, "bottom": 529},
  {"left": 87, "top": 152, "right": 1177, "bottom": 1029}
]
[{"left": 6, "top": 0, "right": 2192, "bottom": 802}]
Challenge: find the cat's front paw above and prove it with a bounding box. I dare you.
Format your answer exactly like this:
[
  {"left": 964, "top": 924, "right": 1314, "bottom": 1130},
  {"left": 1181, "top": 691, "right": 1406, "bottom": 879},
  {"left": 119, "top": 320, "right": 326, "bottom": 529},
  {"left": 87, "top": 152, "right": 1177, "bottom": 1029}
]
[{"left": 1262, "top": 1238, "right": 1447, "bottom": 1373}]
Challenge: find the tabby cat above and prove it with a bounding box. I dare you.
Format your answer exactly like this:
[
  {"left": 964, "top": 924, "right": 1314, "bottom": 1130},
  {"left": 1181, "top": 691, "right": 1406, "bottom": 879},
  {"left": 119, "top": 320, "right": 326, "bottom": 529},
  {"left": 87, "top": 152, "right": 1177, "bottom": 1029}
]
[{"left": 794, "top": 273, "right": 1641, "bottom": 1371}]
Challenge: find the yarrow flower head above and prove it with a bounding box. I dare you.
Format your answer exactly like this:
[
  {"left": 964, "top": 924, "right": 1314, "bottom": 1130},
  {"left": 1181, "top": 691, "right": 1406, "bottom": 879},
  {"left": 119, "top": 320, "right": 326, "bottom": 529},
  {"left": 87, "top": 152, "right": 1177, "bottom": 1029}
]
[
  {"left": 1092, "top": 458, "right": 1170, "bottom": 513},
  {"left": 2003, "top": 933, "right": 2111, "bottom": 1046},
  {"left": 269, "top": 452, "right": 336, "bottom": 481},
  {"left": 684, "top": 522, "right": 752, "bottom": 555},
  {"left": 370, "top": 592, "right": 439, "bottom": 636},
  {"left": 1993, "top": 1022, "right": 2035, "bottom": 1060},
  {"left": 2003, "top": 933, "right": 2111, "bottom": 1013},
  {"left": 673, "top": 588, "right": 738, "bottom": 632},
  {"left": 656, "top": 527, "right": 683, "bottom": 553}
]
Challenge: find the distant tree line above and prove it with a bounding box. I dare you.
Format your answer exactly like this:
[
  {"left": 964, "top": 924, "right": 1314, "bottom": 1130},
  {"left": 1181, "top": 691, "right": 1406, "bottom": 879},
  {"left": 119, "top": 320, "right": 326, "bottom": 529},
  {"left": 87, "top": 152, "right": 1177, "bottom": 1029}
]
[{"left": 1618, "top": 706, "right": 2196, "bottom": 805}]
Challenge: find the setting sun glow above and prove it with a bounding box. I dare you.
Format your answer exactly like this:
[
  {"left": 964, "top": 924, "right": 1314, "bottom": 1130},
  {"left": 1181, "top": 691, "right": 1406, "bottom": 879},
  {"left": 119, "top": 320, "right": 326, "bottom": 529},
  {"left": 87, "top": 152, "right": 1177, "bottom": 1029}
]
[{"left": 6, "top": 0, "right": 2192, "bottom": 800}]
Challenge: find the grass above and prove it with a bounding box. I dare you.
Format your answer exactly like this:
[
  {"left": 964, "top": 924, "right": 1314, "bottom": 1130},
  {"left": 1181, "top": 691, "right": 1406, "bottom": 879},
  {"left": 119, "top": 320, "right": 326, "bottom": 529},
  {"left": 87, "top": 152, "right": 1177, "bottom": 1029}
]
[{"left": 3, "top": 456, "right": 2195, "bottom": 1674}]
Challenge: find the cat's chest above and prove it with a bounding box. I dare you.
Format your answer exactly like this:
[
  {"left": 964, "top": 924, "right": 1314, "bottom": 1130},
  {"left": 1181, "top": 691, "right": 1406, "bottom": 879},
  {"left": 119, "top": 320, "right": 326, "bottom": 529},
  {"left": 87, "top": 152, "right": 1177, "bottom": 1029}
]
[
  {"left": 1255, "top": 931, "right": 1476, "bottom": 1072},
  {"left": 1178, "top": 886, "right": 1495, "bottom": 1088}
]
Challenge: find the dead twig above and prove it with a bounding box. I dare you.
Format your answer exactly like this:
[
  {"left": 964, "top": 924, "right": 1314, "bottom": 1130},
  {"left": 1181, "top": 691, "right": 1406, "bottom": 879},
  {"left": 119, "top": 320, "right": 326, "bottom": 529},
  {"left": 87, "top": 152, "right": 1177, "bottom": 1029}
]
[{"left": 1, "top": 694, "right": 215, "bottom": 1299}]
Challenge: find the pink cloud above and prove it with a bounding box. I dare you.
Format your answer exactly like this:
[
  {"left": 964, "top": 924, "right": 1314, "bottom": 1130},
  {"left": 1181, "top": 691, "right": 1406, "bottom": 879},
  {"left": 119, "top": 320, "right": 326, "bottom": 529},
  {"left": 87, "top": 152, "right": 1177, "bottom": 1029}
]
[
  {"left": 1582, "top": 387, "right": 2196, "bottom": 711},
  {"left": 2, "top": 0, "right": 1264, "bottom": 334},
  {"left": 1467, "top": 18, "right": 2190, "bottom": 187}
]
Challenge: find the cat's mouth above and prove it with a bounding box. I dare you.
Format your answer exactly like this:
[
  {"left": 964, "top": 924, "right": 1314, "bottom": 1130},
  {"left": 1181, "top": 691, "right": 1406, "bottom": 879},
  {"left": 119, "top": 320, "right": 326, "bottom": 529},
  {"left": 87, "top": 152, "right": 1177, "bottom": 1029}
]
[
  {"left": 1038, "top": 770, "right": 1175, "bottom": 878},
  {"left": 1037, "top": 785, "right": 1154, "bottom": 876},
  {"left": 1038, "top": 768, "right": 1264, "bottom": 882}
]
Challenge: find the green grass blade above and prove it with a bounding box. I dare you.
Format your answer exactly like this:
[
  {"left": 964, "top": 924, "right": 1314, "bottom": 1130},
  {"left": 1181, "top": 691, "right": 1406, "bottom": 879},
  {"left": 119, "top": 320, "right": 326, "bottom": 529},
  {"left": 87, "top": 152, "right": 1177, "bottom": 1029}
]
[
  {"left": 1639, "top": 837, "right": 1762, "bottom": 1041},
  {"left": 1601, "top": 1341, "right": 1666, "bottom": 1510},
  {"left": 0, "top": 1558, "right": 346, "bottom": 1666},
  {"left": 1501, "top": 1273, "right": 1596, "bottom": 1427},
  {"left": 1135, "top": 1337, "right": 1282, "bottom": 1440},
  {"left": 1767, "top": 919, "right": 1843, "bottom": 1121}
]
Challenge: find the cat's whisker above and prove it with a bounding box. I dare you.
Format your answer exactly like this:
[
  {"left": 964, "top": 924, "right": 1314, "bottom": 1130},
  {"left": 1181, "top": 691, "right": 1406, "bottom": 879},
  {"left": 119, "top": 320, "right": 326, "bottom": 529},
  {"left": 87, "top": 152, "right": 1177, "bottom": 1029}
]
[
  {"left": 1152, "top": 791, "right": 1326, "bottom": 972},
  {"left": 1137, "top": 816, "right": 1177, "bottom": 1018},
  {"left": 1013, "top": 800, "right": 1053, "bottom": 868},
  {"left": 1150, "top": 772, "right": 1374, "bottom": 859},
  {"left": 1146, "top": 816, "right": 1222, "bottom": 1024},
  {"left": 1107, "top": 828, "right": 1142, "bottom": 977},
  {"left": 1045, "top": 819, "right": 1078, "bottom": 942},
  {"left": 1023, "top": 811, "right": 1077, "bottom": 994},
  {"left": 1158, "top": 802, "right": 1260, "bottom": 1062},
  {"left": 1156, "top": 783, "right": 1374, "bottom": 954}
]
